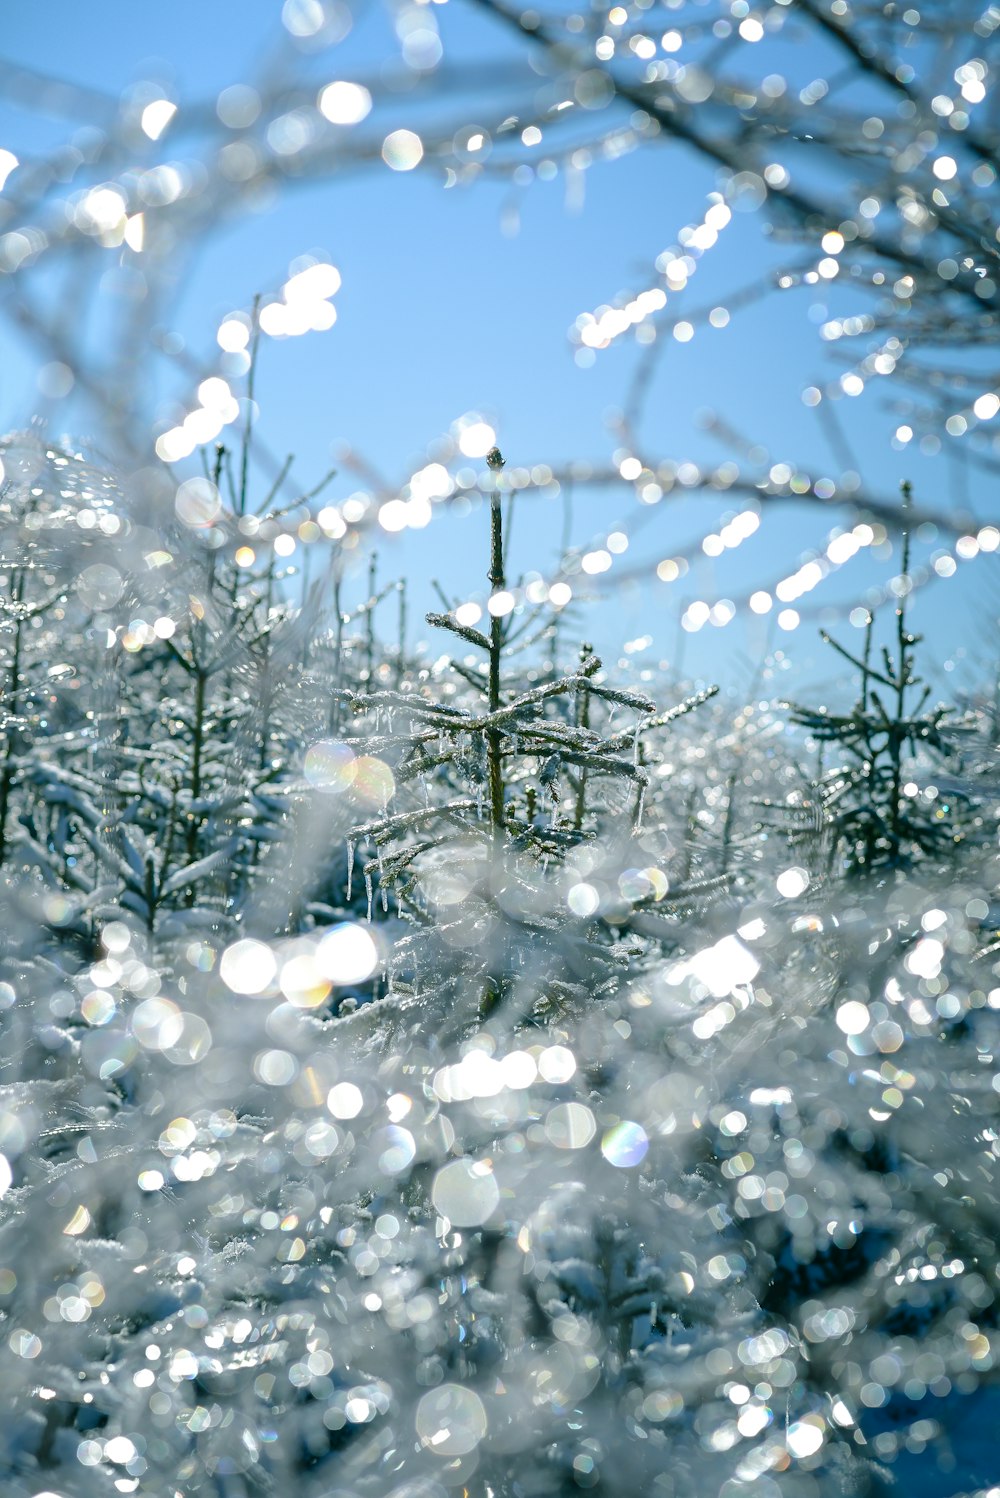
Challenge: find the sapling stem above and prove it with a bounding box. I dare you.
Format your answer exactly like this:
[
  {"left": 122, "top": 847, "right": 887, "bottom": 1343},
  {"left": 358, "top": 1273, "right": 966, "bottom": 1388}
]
[
  {"left": 486, "top": 447, "right": 506, "bottom": 833},
  {"left": 0, "top": 567, "right": 25, "bottom": 868},
  {"left": 238, "top": 294, "right": 262, "bottom": 518},
  {"left": 366, "top": 551, "right": 378, "bottom": 692},
  {"left": 330, "top": 566, "right": 344, "bottom": 734},
  {"left": 479, "top": 446, "right": 507, "bottom": 1023},
  {"left": 719, "top": 768, "right": 737, "bottom": 875},
  {"left": 188, "top": 667, "right": 207, "bottom": 866},
  {"left": 396, "top": 579, "right": 407, "bottom": 688},
  {"left": 888, "top": 480, "right": 913, "bottom": 863},
  {"left": 860, "top": 612, "right": 874, "bottom": 713},
  {"left": 573, "top": 642, "right": 591, "bottom": 832}
]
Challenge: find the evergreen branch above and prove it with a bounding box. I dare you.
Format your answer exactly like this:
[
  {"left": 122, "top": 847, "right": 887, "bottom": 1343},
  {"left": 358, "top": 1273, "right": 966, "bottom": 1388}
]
[{"left": 426, "top": 611, "right": 491, "bottom": 652}]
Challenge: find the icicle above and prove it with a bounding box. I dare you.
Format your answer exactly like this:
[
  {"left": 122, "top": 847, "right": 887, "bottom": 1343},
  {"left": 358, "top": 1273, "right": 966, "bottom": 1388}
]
[
  {"left": 381, "top": 883, "right": 389, "bottom": 914},
  {"left": 633, "top": 723, "right": 641, "bottom": 766},
  {"left": 476, "top": 785, "right": 484, "bottom": 821},
  {"left": 365, "top": 870, "right": 374, "bottom": 923},
  {"left": 634, "top": 785, "right": 646, "bottom": 833},
  {"left": 346, "top": 839, "right": 355, "bottom": 903}
]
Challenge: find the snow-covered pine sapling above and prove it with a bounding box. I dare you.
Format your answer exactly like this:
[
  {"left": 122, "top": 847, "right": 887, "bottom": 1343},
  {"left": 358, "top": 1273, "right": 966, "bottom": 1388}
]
[
  {"left": 417, "top": 445, "right": 653, "bottom": 848},
  {"left": 0, "top": 554, "right": 30, "bottom": 871},
  {"left": 0, "top": 486, "right": 68, "bottom": 871},
  {"left": 232, "top": 449, "right": 337, "bottom": 772},
  {"left": 335, "top": 448, "right": 723, "bottom": 1028},
  {"left": 787, "top": 482, "right": 963, "bottom": 877},
  {"left": 538, "top": 1206, "right": 666, "bottom": 1364}
]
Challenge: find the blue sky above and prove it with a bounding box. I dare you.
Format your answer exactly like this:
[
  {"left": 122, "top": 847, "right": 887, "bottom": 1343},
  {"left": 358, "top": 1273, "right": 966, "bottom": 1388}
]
[{"left": 0, "top": 0, "right": 994, "bottom": 700}]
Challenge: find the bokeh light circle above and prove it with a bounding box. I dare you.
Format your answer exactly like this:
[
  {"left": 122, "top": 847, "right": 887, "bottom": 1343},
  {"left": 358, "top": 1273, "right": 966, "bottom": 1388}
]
[
  {"left": 382, "top": 129, "right": 424, "bottom": 171},
  {"left": 432, "top": 1158, "right": 499, "bottom": 1226},
  {"left": 416, "top": 1384, "right": 488, "bottom": 1456},
  {"left": 175, "top": 477, "right": 222, "bottom": 528},
  {"left": 220, "top": 939, "right": 277, "bottom": 995},
  {"left": 304, "top": 740, "right": 357, "bottom": 793},
  {"left": 375, "top": 1125, "right": 416, "bottom": 1174},
  {"left": 316, "top": 924, "right": 379, "bottom": 985},
  {"left": 350, "top": 755, "right": 395, "bottom": 808},
  {"left": 76, "top": 564, "right": 124, "bottom": 611},
  {"left": 601, "top": 1120, "right": 649, "bottom": 1168}
]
